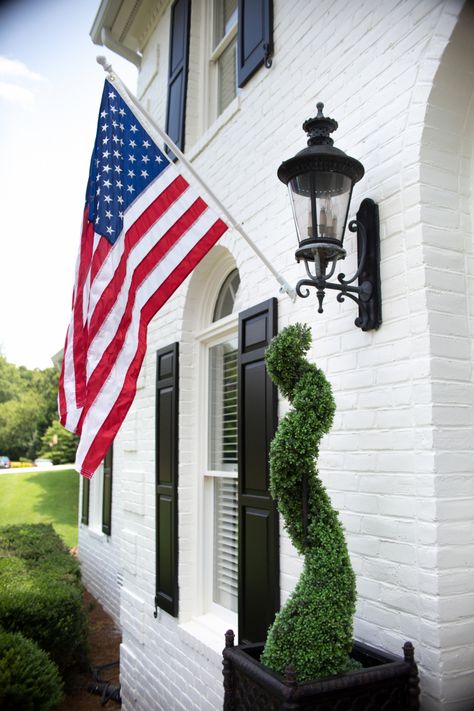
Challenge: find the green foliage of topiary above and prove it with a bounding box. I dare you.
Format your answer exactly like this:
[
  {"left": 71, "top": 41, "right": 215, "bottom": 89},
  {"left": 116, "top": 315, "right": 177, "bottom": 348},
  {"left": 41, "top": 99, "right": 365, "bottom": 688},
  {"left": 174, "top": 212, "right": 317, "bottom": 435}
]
[
  {"left": 0, "top": 629, "right": 64, "bottom": 711},
  {"left": 261, "top": 323, "right": 357, "bottom": 681},
  {"left": 0, "top": 524, "right": 88, "bottom": 672}
]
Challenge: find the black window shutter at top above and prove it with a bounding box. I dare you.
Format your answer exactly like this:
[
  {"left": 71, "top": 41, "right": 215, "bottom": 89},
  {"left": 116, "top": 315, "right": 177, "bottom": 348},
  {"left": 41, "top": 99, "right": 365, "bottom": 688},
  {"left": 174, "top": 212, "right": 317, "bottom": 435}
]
[
  {"left": 237, "top": 0, "right": 273, "bottom": 88},
  {"left": 238, "top": 298, "right": 279, "bottom": 644},
  {"left": 165, "top": 0, "right": 191, "bottom": 153},
  {"left": 155, "top": 343, "right": 179, "bottom": 617},
  {"left": 102, "top": 446, "right": 113, "bottom": 536},
  {"left": 81, "top": 477, "right": 90, "bottom": 526}
]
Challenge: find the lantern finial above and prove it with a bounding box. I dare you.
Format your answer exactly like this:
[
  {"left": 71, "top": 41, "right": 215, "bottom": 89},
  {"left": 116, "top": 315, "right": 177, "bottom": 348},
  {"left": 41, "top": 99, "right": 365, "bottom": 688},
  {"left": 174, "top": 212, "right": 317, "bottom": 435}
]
[{"left": 302, "top": 102, "right": 338, "bottom": 146}]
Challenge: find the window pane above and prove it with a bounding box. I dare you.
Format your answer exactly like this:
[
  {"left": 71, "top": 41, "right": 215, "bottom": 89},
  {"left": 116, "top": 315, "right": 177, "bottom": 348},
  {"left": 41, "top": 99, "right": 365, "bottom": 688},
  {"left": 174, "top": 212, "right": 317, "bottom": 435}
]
[
  {"left": 213, "top": 269, "right": 240, "bottom": 321},
  {"left": 218, "top": 38, "right": 237, "bottom": 114},
  {"left": 209, "top": 339, "right": 238, "bottom": 471},
  {"left": 213, "top": 476, "right": 238, "bottom": 611},
  {"left": 214, "top": 0, "right": 237, "bottom": 46}
]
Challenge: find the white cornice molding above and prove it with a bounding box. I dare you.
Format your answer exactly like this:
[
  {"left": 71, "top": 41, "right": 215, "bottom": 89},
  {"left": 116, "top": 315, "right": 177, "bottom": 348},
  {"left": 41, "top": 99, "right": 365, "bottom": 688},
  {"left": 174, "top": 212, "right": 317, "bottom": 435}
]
[
  {"left": 134, "top": 0, "right": 169, "bottom": 51},
  {"left": 91, "top": 0, "right": 170, "bottom": 55}
]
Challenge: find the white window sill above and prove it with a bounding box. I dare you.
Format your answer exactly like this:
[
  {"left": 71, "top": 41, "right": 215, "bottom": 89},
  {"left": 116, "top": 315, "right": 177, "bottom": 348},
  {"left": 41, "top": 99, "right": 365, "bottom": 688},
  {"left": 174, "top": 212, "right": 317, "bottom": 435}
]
[
  {"left": 179, "top": 610, "right": 238, "bottom": 656},
  {"left": 81, "top": 525, "right": 107, "bottom": 542},
  {"left": 187, "top": 96, "right": 240, "bottom": 163}
]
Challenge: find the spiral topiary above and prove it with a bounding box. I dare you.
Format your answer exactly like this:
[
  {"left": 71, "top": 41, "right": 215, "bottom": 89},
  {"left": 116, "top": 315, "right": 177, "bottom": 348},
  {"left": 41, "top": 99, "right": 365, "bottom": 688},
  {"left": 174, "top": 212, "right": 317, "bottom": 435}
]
[{"left": 260, "top": 323, "right": 357, "bottom": 681}]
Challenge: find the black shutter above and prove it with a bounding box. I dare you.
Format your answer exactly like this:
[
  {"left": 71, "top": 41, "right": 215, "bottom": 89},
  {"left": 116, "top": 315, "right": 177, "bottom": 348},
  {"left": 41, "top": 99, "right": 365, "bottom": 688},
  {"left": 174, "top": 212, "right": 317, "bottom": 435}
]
[
  {"left": 81, "top": 477, "right": 90, "bottom": 526},
  {"left": 237, "top": 0, "right": 273, "bottom": 87},
  {"left": 165, "top": 0, "right": 191, "bottom": 154},
  {"left": 155, "top": 343, "right": 179, "bottom": 617},
  {"left": 238, "top": 298, "right": 279, "bottom": 643},
  {"left": 102, "top": 446, "right": 113, "bottom": 536}
]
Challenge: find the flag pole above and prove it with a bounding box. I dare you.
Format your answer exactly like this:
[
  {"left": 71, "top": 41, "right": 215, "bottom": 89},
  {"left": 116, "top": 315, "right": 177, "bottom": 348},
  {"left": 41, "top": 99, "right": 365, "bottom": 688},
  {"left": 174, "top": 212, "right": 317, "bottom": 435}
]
[{"left": 96, "top": 56, "right": 296, "bottom": 301}]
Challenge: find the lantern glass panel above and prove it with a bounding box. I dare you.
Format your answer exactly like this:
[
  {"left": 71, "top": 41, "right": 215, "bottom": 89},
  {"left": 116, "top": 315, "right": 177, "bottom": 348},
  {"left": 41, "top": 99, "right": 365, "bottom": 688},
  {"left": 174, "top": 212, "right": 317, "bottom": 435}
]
[{"left": 288, "top": 171, "right": 352, "bottom": 246}]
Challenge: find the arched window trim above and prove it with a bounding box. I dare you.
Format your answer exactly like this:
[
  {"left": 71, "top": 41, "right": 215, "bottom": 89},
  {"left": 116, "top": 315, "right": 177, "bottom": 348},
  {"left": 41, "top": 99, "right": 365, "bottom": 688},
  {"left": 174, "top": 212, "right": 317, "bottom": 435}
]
[
  {"left": 194, "top": 253, "right": 238, "bottom": 333},
  {"left": 213, "top": 268, "right": 240, "bottom": 322}
]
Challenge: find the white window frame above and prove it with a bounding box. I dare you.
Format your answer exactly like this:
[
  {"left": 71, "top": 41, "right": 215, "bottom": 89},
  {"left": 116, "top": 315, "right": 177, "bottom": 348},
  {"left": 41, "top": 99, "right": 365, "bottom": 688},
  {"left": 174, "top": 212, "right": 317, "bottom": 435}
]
[
  {"left": 197, "top": 0, "right": 239, "bottom": 132},
  {"left": 85, "top": 464, "right": 105, "bottom": 536},
  {"left": 197, "top": 312, "right": 239, "bottom": 632}
]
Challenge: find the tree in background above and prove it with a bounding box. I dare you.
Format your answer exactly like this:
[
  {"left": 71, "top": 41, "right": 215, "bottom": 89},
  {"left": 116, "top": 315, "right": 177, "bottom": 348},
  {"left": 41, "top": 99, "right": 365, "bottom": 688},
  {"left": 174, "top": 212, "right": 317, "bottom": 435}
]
[
  {"left": 0, "top": 356, "right": 23, "bottom": 404},
  {"left": 40, "top": 421, "right": 78, "bottom": 465},
  {"left": 0, "top": 392, "right": 43, "bottom": 461},
  {"left": 0, "top": 356, "right": 63, "bottom": 461}
]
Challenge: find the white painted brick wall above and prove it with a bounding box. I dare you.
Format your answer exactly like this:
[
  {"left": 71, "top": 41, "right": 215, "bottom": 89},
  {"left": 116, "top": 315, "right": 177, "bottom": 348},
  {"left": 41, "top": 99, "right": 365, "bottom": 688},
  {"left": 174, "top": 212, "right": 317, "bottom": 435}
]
[{"left": 79, "top": 0, "right": 474, "bottom": 709}]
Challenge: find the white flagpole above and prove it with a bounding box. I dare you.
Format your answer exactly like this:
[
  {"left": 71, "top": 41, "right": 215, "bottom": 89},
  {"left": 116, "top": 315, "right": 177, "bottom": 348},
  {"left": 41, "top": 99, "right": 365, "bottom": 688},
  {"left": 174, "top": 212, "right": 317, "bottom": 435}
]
[{"left": 96, "top": 56, "right": 296, "bottom": 301}]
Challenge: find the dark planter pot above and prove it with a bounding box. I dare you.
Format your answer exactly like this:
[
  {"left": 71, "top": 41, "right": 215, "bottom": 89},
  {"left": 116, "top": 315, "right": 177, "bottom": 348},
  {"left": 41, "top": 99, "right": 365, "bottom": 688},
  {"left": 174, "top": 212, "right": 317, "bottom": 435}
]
[{"left": 222, "top": 630, "right": 420, "bottom": 711}]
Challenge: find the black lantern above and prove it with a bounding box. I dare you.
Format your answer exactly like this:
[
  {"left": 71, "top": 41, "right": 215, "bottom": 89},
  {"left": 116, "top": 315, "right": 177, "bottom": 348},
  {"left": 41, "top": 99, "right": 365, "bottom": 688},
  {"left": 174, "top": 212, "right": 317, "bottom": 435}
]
[{"left": 278, "top": 103, "right": 381, "bottom": 331}]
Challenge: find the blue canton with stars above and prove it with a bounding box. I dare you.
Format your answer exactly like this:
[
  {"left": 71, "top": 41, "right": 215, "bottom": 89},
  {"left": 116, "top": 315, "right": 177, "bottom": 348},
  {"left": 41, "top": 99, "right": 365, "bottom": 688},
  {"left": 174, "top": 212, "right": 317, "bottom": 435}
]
[{"left": 86, "top": 80, "right": 170, "bottom": 245}]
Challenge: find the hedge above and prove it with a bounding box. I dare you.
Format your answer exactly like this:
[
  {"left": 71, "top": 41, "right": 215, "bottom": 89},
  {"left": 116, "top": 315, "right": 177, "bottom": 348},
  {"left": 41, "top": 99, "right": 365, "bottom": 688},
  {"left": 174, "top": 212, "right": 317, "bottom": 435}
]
[
  {"left": 0, "top": 524, "right": 88, "bottom": 672},
  {"left": 0, "top": 522, "right": 73, "bottom": 560},
  {"left": 0, "top": 629, "right": 64, "bottom": 711}
]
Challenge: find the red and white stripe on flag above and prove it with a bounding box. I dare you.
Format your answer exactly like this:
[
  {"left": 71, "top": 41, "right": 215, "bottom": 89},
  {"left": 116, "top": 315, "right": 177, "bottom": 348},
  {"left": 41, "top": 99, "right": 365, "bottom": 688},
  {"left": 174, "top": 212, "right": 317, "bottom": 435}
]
[{"left": 59, "top": 79, "right": 227, "bottom": 478}]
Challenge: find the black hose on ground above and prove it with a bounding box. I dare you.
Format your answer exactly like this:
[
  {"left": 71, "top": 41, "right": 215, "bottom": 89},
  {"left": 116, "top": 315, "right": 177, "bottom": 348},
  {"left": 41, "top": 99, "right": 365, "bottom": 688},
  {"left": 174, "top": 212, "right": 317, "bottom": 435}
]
[{"left": 87, "top": 660, "right": 122, "bottom": 705}]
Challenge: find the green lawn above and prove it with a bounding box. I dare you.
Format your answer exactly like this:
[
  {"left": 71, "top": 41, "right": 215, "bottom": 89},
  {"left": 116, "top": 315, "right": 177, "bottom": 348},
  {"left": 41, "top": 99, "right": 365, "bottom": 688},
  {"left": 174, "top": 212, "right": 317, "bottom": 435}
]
[{"left": 0, "top": 468, "right": 79, "bottom": 548}]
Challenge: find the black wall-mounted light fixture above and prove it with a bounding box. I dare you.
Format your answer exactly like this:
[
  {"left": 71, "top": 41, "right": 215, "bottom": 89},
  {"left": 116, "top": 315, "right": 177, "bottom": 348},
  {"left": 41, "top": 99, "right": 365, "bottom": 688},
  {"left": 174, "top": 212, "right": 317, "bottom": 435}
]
[{"left": 278, "top": 103, "right": 382, "bottom": 331}]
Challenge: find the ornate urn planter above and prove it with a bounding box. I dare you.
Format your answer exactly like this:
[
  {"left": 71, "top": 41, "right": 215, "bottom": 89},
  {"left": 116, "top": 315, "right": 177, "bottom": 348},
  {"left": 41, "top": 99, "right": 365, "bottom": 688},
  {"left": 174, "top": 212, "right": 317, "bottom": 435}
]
[{"left": 222, "top": 630, "right": 420, "bottom": 711}]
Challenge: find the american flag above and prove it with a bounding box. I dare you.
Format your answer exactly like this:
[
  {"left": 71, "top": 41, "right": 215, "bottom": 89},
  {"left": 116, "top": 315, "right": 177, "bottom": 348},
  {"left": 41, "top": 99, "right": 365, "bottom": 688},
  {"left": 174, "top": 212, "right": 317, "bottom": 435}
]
[{"left": 59, "top": 79, "right": 228, "bottom": 478}]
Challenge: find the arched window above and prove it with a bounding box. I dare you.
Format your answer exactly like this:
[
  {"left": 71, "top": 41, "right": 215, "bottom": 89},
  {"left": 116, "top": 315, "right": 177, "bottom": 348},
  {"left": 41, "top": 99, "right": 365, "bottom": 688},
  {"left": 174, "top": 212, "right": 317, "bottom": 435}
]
[{"left": 205, "top": 269, "right": 239, "bottom": 614}]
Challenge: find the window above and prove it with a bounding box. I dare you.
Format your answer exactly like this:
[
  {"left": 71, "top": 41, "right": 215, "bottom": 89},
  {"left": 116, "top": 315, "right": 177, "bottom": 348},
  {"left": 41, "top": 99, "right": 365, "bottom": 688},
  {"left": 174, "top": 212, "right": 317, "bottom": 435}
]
[
  {"left": 102, "top": 446, "right": 113, "bottom": 536},
  {"left": 203, "top": 269, "right": 240, "bottom": 617},
  {"left": 80, "top": 446, "right": 113, "bottom": 535},
  {"left": 213, "top": 268, "right": 240, "bottom": 321},
  {"left": 154, "top": 268, "right": 279, "bottom": 634},
  {"left": 208, "top": 336, "right": 238, "bottom": 612},
  {"left": 211, "top": 0, "right": 238, "bottom": 116},
  {"left": 81, "top": 477, "right": 90, "bottom": 525},
  {"left": 196, "top": 0, "right": 272, "bottom": 129}
]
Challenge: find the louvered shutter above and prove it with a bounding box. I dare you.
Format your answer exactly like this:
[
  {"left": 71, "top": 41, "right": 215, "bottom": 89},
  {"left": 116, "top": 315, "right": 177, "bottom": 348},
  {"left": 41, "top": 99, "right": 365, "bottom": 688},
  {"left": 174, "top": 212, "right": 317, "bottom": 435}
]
[
  {"left": 155, "top": 343, "right": 179, "bottom": 617},
  {"left": 102, "top": 446, "right": 113, "bottom": 536},
  {"left": 81, "top": 477, "right": 90, "bottom": 525},
  {"left": 165, "top": 0, "right": 191, "bottom": 154},
  {"left": 238, "top": 298, "right": 279, "bottom": 643},
  {"left": 237, "top": 0, "right": 273, "bottom": 87}
]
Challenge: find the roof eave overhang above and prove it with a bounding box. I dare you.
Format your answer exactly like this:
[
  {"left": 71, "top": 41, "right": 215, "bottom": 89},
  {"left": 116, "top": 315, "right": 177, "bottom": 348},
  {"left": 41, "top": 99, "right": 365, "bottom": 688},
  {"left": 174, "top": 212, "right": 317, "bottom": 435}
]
[
  {"left": 90, "top": 0, "right": 143, "bottom": 69},
  {"left": 90, "top": 0, "right": 170, "bottom": 69}
]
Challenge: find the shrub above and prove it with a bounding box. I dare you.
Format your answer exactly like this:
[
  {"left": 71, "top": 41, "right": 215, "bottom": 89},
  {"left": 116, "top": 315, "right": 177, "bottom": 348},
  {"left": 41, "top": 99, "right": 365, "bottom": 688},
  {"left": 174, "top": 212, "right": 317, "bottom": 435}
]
[
  {"left": 0, "top": 524, "right": 88, "bottom": 671},
  {"left": 260, "top": 324, "right": 357, "bottom": 681},
  {"left": 0, "top": 629, "right": 64, "bottom": 711},
  {"left": 0, "top": 523, "right": 71, "bottom": 560}
]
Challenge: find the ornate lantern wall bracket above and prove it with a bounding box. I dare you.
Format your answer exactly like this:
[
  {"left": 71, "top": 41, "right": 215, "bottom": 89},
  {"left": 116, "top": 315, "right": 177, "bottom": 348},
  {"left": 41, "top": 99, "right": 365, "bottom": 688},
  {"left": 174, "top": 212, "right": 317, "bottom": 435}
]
[{"left": 278, "top": 103, "right": 382, "bottom": 331}]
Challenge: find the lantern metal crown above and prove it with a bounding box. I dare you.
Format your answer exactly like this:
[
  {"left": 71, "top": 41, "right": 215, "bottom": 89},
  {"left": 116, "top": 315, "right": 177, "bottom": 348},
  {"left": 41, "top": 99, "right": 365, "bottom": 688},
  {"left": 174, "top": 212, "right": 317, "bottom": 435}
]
[{"left": 278, "top": 103, "right": 381, "bottom": 331}]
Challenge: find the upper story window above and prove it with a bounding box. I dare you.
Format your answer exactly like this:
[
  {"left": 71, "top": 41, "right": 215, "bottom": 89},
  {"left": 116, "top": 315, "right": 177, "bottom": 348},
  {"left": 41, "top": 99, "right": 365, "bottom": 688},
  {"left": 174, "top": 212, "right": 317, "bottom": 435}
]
[
  {"left": 211, "top": 0, "right": 238, "bottom": 116},
  {"left": 164, "top": 0, "right": 273, "bottom": 148}
]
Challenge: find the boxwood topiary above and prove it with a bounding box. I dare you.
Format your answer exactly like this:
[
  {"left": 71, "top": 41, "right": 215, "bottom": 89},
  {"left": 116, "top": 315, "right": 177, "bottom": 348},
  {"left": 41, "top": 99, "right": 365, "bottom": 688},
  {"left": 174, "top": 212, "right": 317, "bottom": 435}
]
[
  {"left": 260, "top": 323, "right": 357, "bottom": 681},
  {"left": 0, "top": 628, "right": 64, "bottom": 711}
]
